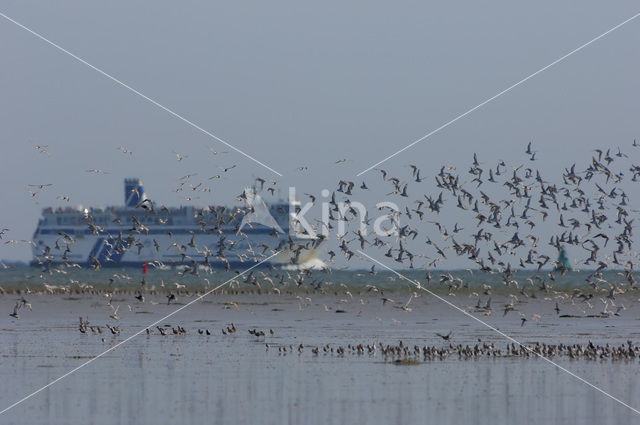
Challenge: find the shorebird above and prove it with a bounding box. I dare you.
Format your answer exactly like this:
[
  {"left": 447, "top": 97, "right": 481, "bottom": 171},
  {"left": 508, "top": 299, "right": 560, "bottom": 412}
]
[
  {"left": 106, "top": 324, "right": 120, "bottom": 335},
  {"left": 520, "top": 315, "right": 527, "bottom": 327},
  {"left": 109, "top": 305, "right": 120, "bottom": 321},
  {"left": 9, "top": 302, "right": 20, "bottom": 319},
  {"left": 117, "top": 145, "right": 133, "bottom": 155},
  {"left": 172, "top": 151, "right": 187, "bottom": 162},
  {"left": 20, "top": 297, "right": 32, "bottom": 311},
  {"left": 435, "top": 331, "right": 452, "bottom": 341},
  {"left": 32, "top": 142, "right": 50, "bottom": 156},
  {"left": 207, "top": 147, "right": 228, "bottom": 156},
  {"left": 219, "top": 164, "right": 237, "bottom": 173},
  {"left": 395, "top": 294, "right": 413, "bottom": 312},
  {"left": 28, "top": 183, "right": 53, "bottom": 190}
]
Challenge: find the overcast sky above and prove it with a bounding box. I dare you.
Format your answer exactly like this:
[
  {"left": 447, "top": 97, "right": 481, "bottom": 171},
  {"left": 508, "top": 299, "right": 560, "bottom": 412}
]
[{"left": 1, "top": 1, "right": 639, "bottom": 263}]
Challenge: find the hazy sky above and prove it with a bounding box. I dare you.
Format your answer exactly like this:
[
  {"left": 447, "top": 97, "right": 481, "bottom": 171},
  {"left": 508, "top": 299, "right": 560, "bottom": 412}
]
[{"left": 1, "top": 1, "right": 639, "bottom": 263}]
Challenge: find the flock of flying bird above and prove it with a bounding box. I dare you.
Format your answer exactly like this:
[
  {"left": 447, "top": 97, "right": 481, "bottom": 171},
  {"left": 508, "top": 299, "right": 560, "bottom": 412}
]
[
  {"left": 311, "top": 141, "right": 640, "bottom": 319},
  {"left": 4, "top": 139, "right": 640, "bottom": 345}
]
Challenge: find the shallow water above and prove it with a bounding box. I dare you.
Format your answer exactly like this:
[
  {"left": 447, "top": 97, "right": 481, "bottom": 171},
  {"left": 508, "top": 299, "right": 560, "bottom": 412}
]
[
  {"left": 1, "top": 291, "right": 640, "bottom": 424},
  {"left": 0, "top": 265, "right": 628, "bottom": 295}
]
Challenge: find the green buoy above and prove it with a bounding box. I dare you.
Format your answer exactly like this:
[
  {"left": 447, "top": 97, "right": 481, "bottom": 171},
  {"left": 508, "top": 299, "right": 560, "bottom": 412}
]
[{"left": 556, "top": 246, "right": 571, "bottom": 272}]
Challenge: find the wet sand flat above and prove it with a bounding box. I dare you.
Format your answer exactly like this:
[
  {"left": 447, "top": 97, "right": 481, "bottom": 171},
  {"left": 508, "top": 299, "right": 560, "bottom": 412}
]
[{"left": 1, "top": 292, "right": 640, "bottom": 424}]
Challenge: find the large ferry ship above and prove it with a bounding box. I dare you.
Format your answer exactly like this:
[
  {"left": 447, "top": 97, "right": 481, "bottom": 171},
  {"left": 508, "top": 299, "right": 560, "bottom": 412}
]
[{"left": 31, "top": 178, "right": 323, "bottom": 270}]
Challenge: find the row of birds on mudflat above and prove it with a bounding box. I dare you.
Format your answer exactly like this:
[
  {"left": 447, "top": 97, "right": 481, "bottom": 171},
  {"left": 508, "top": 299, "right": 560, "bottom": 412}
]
[
  {"left": 78, "top": 314, "right": 277, "bottom": 338},
  {"left": 75, "top": 313, "right": 640, "bottom": 362},
  {"left": 273, "top": 340, "right": 640, "bottom": 363}
]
